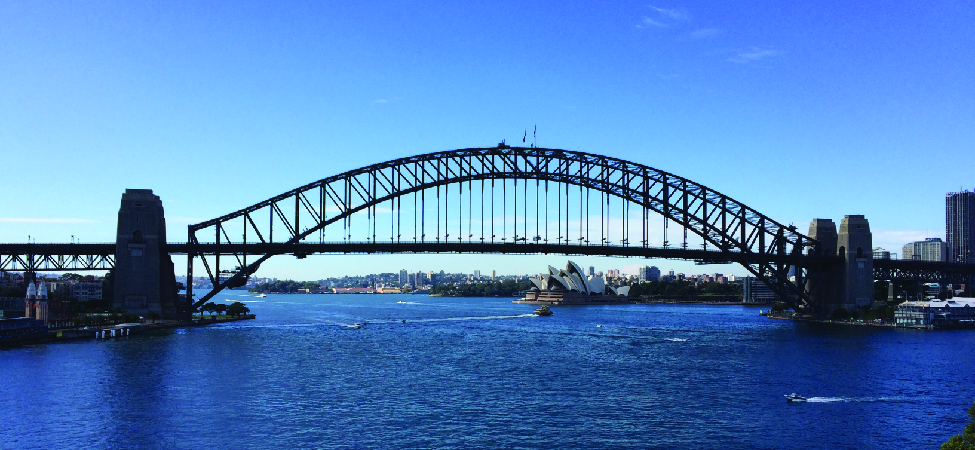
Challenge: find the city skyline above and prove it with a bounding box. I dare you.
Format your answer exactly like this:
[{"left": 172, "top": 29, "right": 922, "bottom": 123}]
[{"left": 2, "top": 2, "right": 973, "bottom": 279}]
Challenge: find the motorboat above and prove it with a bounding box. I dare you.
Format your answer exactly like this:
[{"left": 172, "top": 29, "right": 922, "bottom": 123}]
[
  {"left": 534, "top": 305, "right": 553, "bottom": 316},
  {"left": 785, "top": 393, "right": 807, "bottom": 402},
  {"left": 257, "top": 293, "right": 267, "bottom": 298}
]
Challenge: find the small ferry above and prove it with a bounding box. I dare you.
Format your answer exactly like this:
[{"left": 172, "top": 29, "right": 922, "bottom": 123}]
[
  {"left": 785, "top": 393, "right": 807, "bottom": 402},
  {"left": 534, "top": 305, "right": 553, "bottom": 316}
]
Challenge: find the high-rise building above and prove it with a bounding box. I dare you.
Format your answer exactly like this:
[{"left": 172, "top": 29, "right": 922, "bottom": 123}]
[
  {"left": 947, "top": 191, "right": 975, "bottom": 263},
  {"left": 904, "top": 238, "right": 948, "bottom": 261},
  {"left": 638, "top": 266, "right": 660, "bottom": 283},
  {"left": 399, "top": 270, "right": 408, "bottom": 285},
  {"left": 903, "top": 238, "right": 948, "bottom": 262}
]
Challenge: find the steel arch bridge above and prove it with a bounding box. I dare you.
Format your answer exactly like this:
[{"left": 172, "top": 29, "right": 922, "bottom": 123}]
[{"left": 185, "top": 145, "right": 832, "bottom": 309}]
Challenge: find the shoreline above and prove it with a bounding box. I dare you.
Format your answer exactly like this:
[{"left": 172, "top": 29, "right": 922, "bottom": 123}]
[{"left": 1, "top": 315, "right": 256, "bottom": 349}]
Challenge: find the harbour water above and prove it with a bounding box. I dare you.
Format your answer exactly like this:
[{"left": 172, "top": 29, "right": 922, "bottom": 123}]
[{"left": 2, "top": 292, "right": 974, "bottom": 449}]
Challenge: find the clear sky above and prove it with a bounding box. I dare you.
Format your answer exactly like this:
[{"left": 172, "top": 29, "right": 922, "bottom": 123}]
[{"left": 2, "top": 1, "right": 973, "bottom": 280}]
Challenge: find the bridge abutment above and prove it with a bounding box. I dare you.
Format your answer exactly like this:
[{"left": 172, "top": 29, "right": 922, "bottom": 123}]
[
  {"left": 806, "top": 216, "right": 874, "bottom": 315},
  {"left": 837, "top": 215, "right": 874, "bottom": 312},
  {"left": 113, "top": 189, "right": 180, "bottom": 320},
  {"left": 805, "top": 218, "right": 838, "bottom": 310}
]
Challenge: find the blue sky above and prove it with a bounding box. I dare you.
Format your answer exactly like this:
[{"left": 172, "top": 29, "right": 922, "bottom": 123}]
[{"left": 2, "top": 1, "right": 973, "bottom": 280}]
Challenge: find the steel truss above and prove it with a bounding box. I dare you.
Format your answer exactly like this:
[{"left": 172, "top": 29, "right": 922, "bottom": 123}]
[
  {"left": 187, "top": 145, "right": 825, "bottom": 308},
  {"left": 873, "top": 259, "right": 975, "bottom": 285},
  {"left": 0, "top": 243, "right": 116, "bottom": 272}
]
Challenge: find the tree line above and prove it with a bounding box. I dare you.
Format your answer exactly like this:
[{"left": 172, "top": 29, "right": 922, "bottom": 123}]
[
  {"left": 248, "top": 280, "right": 322, "bottom": 293},
  {"left": 626, "top": 279, "right": 742, "bottom": 299},
  {"left": 430, "top": 280, "right": 532, "bottom": 297}
]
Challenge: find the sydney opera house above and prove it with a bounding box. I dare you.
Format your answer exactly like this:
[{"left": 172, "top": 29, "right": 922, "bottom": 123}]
[{"left": 513, "top": 260, "right": 632, "bottom": 305}]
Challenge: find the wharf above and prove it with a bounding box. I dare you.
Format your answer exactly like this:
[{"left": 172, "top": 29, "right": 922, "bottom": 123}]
[{"left": 0, "top": 315, "right": 256, "bottom": 349}]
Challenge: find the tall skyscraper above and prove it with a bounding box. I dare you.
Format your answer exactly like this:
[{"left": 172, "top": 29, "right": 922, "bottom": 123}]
[
  {"left": 399, "top": 269, "right": 408, "bottom": 285},
  {"left": 946, "top": 191, "right": 975, "bottom": 263}
]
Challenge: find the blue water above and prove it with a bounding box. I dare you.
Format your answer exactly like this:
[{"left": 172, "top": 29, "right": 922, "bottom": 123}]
[{"left": 2, "top": 292, "right": 974, "bottom": 449}]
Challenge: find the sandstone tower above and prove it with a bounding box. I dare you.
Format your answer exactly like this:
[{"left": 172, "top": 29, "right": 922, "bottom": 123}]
[{"left": 113, "top": 189, "right": 179, "bottom": 319}]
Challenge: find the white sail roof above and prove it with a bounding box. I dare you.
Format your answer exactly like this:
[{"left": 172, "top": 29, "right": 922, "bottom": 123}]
[{"left": 587, "top": 276, "right": 605, "bottom": 295}]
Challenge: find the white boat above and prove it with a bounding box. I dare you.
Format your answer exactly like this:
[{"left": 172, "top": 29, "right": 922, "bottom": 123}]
[
  {"left": 258, "top": 294, "right": 267, "bottom": 298},
  {"left": 785, "top": 393, "right": 807, "bottom": 402}
]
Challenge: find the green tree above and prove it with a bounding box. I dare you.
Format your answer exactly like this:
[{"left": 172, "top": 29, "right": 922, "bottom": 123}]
[
  {"left": 942, "top": 401, "right": 975, "bottom": 450},
  {"left": 146, "top": 311, "right": 160, "bottom": 323},
  {"left": 201, "top": 302, "right": 219, "bottom": 317},
  {"left": 227, "top": 302, "right": 250, "bottom": 316}
]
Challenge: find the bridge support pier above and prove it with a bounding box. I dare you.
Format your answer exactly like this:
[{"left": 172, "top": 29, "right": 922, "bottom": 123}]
[
  {"left": 806, "top": 215, "right": 874, "bottom": 315},
  {"left": 113, "top": 189, "right": 180, "bottom": 320},
  {"left": 805, "top": 218, "right": 838, "bottom": 313},
  {"left": 837, "top": 215, "right": 874, "bottom": 312}
]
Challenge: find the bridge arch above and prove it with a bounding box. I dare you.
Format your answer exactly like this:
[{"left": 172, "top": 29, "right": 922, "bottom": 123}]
[{"left": 187, "top": 146, "right": 819, "bottom": 308}]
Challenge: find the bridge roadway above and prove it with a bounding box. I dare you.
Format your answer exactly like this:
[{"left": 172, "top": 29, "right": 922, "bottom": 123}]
[
  {"left": 4, "top": 242, "right": 974, "bottom": 285},
  {"left": 0, "top": 241, "right": 838, "bottom": 270}
]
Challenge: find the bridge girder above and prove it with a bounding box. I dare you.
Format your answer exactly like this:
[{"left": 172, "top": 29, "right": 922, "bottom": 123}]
[
  {"left": 873, "top": 259, "right": 975, "bottom": 285},
  {"left": 0, "top": 243, "right": 116, "bottom": 272},
  {"left": 187, "top": 146, "right": 825, "bottom": 310}
]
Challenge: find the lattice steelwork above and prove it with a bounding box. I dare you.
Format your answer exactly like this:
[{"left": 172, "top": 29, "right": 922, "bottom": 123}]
[
  {"left": 874, "top": 258, "right": 975, "bottom": 285},
  {"left": 0, "top": 244, "right": 116, "bottom": 272},
  {"left": 187, "top": 146, "right": 823, "bottom": 308}
]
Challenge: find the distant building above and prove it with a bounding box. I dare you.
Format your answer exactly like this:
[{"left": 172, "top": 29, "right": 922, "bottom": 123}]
[
  {"left": 742, "top": 277, "right": 776, "bottom": 303},
  {"left": 902, "top": 238, "right": 947, "bottom": 262},
  {"left": 399, "top": 269, "right": 408, "bottom": 285},
  {"left": 638, "top": 266, "right": 660, "bottom": 283},
  {"left": 69, "top": 282, "right": 103, "bottom": 301},
  {"left": 872, "top": 247, "right": 891, "bottom": 260},
  {"left": 946, "top": 190, "right": 975, "bottom": 263}
]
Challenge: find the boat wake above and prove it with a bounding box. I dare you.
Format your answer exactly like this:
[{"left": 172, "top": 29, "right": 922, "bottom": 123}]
[
  {"left": 400, "top": 314, "right": 536, "bottom": 323},
  {"left": 804, "top": 396, "right": 914, "bottom": 403}
]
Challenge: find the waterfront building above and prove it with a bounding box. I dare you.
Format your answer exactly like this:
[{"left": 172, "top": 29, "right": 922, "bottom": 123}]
[
  {"left": 0, "top": 297, "right": 25, "bottom": 319},
  {"left": 399, "top": 270, "right": 408, "bottom": 285},
  {"left": 895, "top": 298, "right": 975, "bottom": 329},
  {"left": 902, "top": 238, "right": 947, "bottom": 262},
  {"left": 0, "top": 317, "right": 48, "bottom": 344},
  {"left": 872, "top": 247, "right": 891, "bottom": 260},
  {"left": 946, "top": 190, "right": 975, "bottom": 263},
  {"left": 515, "top": 261, "right": 631, "bottom": 305},
  {"left": 742, "top": 276, "right": 776, "bottom": 304}
]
